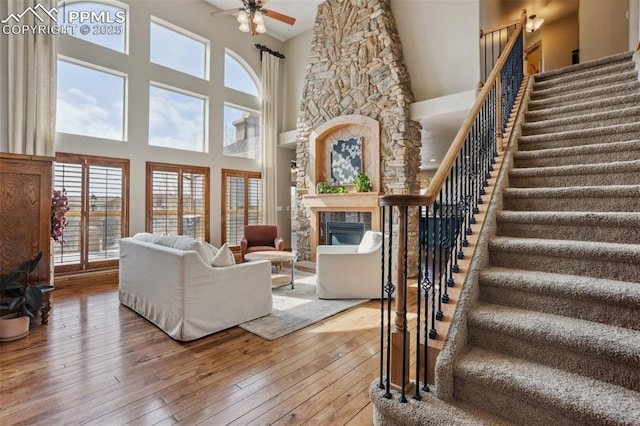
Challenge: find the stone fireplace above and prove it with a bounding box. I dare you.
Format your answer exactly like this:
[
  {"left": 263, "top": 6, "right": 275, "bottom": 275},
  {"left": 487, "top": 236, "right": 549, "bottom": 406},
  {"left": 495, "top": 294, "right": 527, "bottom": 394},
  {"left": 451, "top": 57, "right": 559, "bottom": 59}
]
[{"left": 295, "top": 0, "right": 421, "bottom": 262}]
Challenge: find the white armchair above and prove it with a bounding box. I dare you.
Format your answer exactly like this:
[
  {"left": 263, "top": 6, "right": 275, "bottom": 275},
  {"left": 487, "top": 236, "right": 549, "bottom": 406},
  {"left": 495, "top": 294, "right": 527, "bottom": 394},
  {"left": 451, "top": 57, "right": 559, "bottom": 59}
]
[{"left": 316, "top": 231, "right": 385, "bottom": 299}]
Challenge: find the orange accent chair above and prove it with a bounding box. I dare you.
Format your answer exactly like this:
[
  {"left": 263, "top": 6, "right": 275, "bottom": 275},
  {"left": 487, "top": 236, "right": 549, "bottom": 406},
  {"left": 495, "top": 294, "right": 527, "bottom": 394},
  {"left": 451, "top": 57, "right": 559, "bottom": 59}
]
[{"left": 240, "top": 225, "right": 285, "bottom": 262}]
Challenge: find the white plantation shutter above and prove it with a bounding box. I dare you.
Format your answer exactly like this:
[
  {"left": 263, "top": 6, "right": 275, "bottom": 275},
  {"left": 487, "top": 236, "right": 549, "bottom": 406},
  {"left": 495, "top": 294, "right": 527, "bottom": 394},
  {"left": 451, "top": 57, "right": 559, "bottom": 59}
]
[
  {"left": 222, "top": 170, "right": 262, "bottom": 246},
  {"left": 53, "top": 154, "right": 128, "bottom": 272},
  {"left": 53, "top": 162, "right": 83, "bottom": 265},
  {"left": 147, "top": 163, "right": 209, "bottom": 240}
]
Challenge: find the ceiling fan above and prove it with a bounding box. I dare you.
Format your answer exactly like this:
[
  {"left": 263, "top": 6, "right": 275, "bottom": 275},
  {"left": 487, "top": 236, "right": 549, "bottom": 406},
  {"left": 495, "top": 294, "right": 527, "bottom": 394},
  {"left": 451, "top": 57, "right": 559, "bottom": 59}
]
[{"left": 211, "top": 0, "right": 296, "bottom": 36}]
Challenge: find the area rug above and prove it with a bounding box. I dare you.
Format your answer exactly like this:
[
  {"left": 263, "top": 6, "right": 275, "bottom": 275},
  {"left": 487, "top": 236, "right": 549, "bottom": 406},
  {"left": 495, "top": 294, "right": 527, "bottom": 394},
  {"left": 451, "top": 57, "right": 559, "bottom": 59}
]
[{"left": 238, "top": 271, "right": 369, "bottom": 340}]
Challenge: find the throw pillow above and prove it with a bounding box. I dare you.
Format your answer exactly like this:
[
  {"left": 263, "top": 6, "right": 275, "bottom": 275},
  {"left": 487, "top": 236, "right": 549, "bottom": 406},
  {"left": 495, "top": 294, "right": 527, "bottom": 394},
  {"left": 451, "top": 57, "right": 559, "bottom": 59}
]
[
  {"left": 156, "top": 235, "right": 210, "bottom": 264},
  {"left": 211, "top": 242, "right": 236, "bottom": 267},
  {"left": 132, "top": 232, "right": 162, "bottom": 243},
  {"left": 200, "top": 241, "right": 219, "bottom": 262},
  {"left": 357, "top": 231, "right": 382, "bottom": 253}
]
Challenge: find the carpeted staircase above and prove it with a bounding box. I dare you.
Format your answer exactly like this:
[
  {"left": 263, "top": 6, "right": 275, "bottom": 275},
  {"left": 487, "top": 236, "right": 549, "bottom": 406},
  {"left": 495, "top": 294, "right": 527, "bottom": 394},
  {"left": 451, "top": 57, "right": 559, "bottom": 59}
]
[{"left": 450, "top": 51, "right": 640, "bottom": 425}]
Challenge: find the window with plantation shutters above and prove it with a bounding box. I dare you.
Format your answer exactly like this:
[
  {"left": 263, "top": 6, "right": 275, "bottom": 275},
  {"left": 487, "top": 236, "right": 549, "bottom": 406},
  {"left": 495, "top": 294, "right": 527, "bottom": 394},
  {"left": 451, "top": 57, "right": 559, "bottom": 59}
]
[
  {"left": 54, "top": 153, "right": 129, "bottom": 273},
  {"left": 222, "top": 169, "right": 262, "bottom": 247},
  {"left": 146, "top": 163, "right": 209, "bottom": 241}
]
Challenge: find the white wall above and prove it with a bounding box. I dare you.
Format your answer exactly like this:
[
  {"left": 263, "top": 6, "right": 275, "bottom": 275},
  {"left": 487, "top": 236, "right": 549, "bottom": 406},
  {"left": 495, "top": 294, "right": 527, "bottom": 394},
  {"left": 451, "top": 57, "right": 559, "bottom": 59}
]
[
  {"left": 580, "top": 0, "right": 629, "bottom": 62},
  {"left": 0, "top": 0, "right": 7, "bottom": 152},
  {"left": 630, "top": 0, "right": 640, "bottom": 50},
  {"left": 283, "top": 28, "right": 313, "bottom": 132},
  {"left": 392, "top": 0, "right": 480, "bottom": 101},
  {"left": 276, "top": 147, "right": 295, "bottom": 249}
]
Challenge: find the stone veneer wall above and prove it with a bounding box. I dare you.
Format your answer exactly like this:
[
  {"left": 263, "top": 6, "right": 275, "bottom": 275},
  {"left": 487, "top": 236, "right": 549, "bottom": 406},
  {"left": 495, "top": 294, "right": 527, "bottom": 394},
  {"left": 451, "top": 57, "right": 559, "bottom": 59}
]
[{"left": 295, "top": 0, "right": 421, "bottom": 262}]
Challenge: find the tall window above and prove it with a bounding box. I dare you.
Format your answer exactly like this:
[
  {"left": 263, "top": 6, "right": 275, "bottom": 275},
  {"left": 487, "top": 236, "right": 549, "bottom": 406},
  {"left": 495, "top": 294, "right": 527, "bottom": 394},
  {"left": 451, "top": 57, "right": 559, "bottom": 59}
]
[
  {"left": 54, "top": 153, "right": 129, "bottom": 272},
  {"left": 58, "top": 1, "right": 128, "bottom": 53},
  {"left": 223, "top": 50, "right": 261, "bottom": 160},
  {"left": 150, "top": 18, "right": 209, "bottom": 79},
  {"left": 56, "top": 58, "right": 127, "bottom": 141},
  {"left": 148, "top": 84, "right": 208, "bottom": 152},
  {"left": 146, "top": 163, "right": 210, "bottom": 241},
  {"left": 222, "top": 169, "right": 262, "bottom": 246}
]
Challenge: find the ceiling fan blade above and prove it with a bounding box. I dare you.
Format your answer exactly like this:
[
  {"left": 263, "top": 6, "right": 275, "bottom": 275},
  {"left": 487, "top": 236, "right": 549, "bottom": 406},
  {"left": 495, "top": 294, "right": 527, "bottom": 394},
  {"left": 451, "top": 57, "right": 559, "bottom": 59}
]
[
  {"left": 262, "top": 8, "right": 296, "bottom": 26},
  {"left": 211, "top": 8, "right": 239, "bottom": 17}
]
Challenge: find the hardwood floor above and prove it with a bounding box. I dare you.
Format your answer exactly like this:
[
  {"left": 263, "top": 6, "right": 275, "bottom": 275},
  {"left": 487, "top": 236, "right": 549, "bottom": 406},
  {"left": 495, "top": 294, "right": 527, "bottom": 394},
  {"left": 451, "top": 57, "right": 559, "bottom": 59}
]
[{"left": 0, "top": 281, "right": 392, "bottom": 425}]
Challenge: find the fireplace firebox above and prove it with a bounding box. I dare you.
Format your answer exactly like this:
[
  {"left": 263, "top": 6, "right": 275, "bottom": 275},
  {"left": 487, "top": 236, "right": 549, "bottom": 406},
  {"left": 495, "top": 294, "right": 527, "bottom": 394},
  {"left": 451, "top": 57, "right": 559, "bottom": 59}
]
[{"left": 326, "top": 221, "right": 365, "bottom": 245}]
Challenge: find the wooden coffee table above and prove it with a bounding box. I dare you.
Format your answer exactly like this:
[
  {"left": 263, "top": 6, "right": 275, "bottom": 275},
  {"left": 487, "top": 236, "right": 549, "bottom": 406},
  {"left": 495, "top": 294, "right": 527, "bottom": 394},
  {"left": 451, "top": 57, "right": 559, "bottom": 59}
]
[{"left": 244, "top": 251, "right": 297, "bottom": 288}]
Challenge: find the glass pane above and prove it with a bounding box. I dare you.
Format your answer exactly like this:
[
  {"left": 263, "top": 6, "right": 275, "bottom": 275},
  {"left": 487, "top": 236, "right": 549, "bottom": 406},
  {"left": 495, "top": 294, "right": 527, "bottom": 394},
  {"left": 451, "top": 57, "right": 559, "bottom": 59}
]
[
  {"left": 182, "top": 172, "right": 206, "bottom": 241},
  {"left": 152, "top": 170, "right": 179, "bottom": 235},
  {"left": 223, "top": 105, "right": 261, "bottom": 160},
  {"left": 56, "top": 60, "right": 125, "bottom": 140},
  {"left": 225, "top": 176, "right": 244, "bottom": 246},
  {"left": 88, "top": 165, "right": 123, "bottom": 261},
  {"left": 149, "top": 85, "right": 206, "bottom": 152},
  {"left": 224, "top": 52, "right": 259, "bottom": 96},
  {"left": 53, "top": 162, "right": 83, "bottom": 266},
  {"left": 150, "top": 21, "right": 206, "bottom": 78},
  {"left": 59, "top": 2, "right": 127, "bottom": 53},
  {"left": 248, "top": 177, "right": 262, "bottom": 225}
]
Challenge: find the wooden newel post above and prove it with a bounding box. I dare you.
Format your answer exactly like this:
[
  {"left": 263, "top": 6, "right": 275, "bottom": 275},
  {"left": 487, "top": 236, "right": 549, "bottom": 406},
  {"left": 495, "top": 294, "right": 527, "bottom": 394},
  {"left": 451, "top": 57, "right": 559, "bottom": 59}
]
[{"left": 390, "top": 206, "right": 411, "bottom": 390}]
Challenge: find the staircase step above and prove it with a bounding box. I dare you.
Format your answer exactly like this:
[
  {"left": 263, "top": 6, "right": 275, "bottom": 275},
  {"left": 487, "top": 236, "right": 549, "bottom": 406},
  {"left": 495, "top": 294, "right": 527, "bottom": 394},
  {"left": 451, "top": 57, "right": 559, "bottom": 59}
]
[
  {"left": 508, "top": 160, "right": 640, "bottom": 188},
  {"left": 488, "top": 236, "right": 640, "bottom": 282},
  {"left": 502, "top": 185, "right": 640, "bottom": 212},
  {"left": 532, "top": 61, "right": 636, "bottom": 91},
  {"left": 517, "top": 122, "right": 640, "bottom": 151},
  {"left": 525, "top": 92, "right": 640, "bottom": 122},
  {"left": 468, "top": 303, "right": 640, "bottom": 390},
  {"left": 534, "top": 51, "right": 634, "bottom": 82},
  {"left": 496, "top": 211, "right": 640, "bottom": 244},
  {"left": 527, "top": 81, "right": 640, "bottom": 111},
  {"left": 479, "top": 267, "right": 640, "bottom": 330},
  {"left": 521, "top": 105, "right": 640, "bottom": 136},
  {"left": 513, "top": 140, "right": 640, "bottom": 168},
  {"left": 530, "top": 71, "right": 638, "bottom": 101},
  {"left": 453, "top": 348, "right": 640, "bottom": 426}
]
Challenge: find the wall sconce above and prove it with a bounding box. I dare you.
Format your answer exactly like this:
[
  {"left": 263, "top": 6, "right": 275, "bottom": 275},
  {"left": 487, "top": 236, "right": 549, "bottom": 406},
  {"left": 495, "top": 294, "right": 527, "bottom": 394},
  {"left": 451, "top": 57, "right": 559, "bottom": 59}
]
[
  {"left": 90, "top": 193, "right": 97, "bottom": 211},
  {"left": 526, "top": 15, "right": 544, "bottom": 33},
  {"left": 291, "top": 160, "right": 298, "bottom": 173}
]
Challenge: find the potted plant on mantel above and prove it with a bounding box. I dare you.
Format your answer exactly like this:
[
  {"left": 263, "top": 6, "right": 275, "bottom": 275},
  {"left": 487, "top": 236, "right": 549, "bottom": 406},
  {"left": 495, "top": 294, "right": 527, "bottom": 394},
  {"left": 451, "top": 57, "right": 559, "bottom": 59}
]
[{"left": 0, "top": 252, "right": 53, "bottom": 342}]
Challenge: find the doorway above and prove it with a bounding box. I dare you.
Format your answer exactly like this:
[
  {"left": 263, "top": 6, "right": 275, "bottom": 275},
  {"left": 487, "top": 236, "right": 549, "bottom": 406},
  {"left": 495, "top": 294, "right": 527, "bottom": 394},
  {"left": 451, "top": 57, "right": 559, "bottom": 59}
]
[{"left": 526, "top": 41, "right": 543, "bottom": 75}]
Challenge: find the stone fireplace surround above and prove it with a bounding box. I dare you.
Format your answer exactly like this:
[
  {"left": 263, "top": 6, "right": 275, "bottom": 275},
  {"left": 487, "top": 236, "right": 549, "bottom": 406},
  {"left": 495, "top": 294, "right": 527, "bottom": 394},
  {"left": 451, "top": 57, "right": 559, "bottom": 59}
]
[
  {"left": 295, "top": 0, "right": 421, "bottom": 263},
  {"left": 302, "top": 115, "right": 382, "bottom": 261}
]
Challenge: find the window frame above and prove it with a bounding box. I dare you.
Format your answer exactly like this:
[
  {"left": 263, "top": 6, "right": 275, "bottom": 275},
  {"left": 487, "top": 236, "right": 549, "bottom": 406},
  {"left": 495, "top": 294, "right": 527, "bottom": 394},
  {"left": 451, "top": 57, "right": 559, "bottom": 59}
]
[
  {"left": 148, "top": 81, "right": 209, "bottom": 153},
  {"left": 150, "top": 15, "right": 211, "bottom": 80},
  {"left": 146, "top": 162, "right": 210, "bottom": 241},
  {"left": 221, "top": 169, "right": 262, "bottom": 248},
  {"left": 56, "top": 55, "right": 129, "bottom": 141},
  {"left": 224, "top": 49, "right": 261, "bottom": 96},
  {"left": 54, "top": 152, "right": 130, "bottom": 274}
]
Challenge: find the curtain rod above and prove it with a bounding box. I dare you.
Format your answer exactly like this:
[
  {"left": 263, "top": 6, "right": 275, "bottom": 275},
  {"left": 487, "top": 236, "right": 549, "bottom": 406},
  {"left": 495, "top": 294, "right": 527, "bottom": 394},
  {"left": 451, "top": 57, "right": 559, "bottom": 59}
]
[{"left": 255, "top": 44, "right": 285, "bottom": 59}]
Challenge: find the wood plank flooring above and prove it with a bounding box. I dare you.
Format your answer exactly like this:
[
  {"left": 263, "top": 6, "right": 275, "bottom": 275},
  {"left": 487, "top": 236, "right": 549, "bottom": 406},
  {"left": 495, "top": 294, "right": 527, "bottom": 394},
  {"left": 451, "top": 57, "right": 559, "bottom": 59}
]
[{"left": 0, "top": 281, "right": 401, "bottom": 425}]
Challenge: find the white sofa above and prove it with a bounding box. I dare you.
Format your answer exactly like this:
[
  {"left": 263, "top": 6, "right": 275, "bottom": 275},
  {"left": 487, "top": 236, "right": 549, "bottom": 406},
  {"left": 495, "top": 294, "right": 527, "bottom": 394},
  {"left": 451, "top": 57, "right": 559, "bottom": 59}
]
[
  {"left": 316, "top": 231, "right": 386, "bottom": 299},
  {"left": 118, "top": 236, "right": 272, "bottom": 341}
]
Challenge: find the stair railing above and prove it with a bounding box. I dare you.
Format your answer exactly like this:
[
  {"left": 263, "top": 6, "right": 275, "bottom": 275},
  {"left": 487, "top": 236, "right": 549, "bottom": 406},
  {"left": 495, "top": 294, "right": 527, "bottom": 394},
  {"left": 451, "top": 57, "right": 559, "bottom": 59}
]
[
  {"left": 480, "top": 16, "right": 520, "bottom": 84},
  {"left": 376, "top": 11, "right": 526, "bottom": 403}
]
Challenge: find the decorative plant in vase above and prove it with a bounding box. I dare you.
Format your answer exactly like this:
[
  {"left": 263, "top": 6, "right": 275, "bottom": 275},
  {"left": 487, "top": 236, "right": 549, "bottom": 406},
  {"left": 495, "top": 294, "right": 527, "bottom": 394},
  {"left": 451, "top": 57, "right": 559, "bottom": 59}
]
[
  {"left": 0, "top": 252, "right": 53, "bottom": 341},
  {"left": 353, "top": 173, "right": 372, "bottom": 192}
]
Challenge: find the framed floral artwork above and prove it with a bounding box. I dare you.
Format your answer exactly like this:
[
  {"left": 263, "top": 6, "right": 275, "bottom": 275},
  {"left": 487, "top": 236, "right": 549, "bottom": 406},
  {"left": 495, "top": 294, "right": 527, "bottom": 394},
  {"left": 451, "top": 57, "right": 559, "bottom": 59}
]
[{"left": 330, "top": 137, "right": 362, "bottom": 186}]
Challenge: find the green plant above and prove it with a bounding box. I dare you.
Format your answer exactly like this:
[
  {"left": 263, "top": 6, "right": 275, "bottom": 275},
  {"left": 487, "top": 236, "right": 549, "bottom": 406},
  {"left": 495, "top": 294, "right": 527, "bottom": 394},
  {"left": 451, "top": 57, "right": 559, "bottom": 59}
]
[
  {"left": 354, "top": 173, "right": 372, "bottom": 192},
  {"left": 316, "top": 182, "right": 346, "bottom": 194},
  {"left": 0, "top": 252, "right": 53, "bottom": 319}
]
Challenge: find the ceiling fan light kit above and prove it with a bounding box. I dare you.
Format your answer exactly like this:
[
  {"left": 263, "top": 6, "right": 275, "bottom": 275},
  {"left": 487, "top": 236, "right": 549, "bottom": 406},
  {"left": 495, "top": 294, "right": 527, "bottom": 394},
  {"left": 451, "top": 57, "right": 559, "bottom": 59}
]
[{"left": 212, "top": 0, "right": 296, "bottom": 37}]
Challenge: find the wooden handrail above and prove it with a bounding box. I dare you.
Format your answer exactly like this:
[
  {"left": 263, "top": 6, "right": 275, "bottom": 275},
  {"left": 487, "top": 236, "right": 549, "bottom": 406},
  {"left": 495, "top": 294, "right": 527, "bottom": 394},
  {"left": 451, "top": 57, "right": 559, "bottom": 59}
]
[
  {"left": 480, "top": 19, "right": 519, "bottom": 38},
  {"left": 380, "top": 10, "right": 526, "bottom": 208}
]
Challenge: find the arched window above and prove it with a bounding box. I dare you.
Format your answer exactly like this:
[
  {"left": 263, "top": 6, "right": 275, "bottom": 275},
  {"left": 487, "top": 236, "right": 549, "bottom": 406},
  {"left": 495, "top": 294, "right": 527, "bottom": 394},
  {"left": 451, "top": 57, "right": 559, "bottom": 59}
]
[
  {"left": 224, "top": 50, "right": 260, "bottom": 96},
  {"left": 58, "top": 0, "right": 128, "bottom": 53}
]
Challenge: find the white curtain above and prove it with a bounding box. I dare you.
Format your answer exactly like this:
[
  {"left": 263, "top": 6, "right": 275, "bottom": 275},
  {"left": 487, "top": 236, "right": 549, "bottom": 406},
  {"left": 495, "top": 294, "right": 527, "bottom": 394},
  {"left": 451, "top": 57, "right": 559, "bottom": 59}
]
[
  {"left": 261, "top": 53, "right": 280, "bottom": 225},
  {"left": 7, "top": 0, "right": 57, "bottom": 156}
]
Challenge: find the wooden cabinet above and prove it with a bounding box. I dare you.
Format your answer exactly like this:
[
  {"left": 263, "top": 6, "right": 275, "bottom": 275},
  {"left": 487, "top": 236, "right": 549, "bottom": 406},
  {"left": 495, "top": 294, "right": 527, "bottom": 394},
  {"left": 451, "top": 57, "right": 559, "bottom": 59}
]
[{"left": 0, "top": 153, "right": 54, "bottom": 283}]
